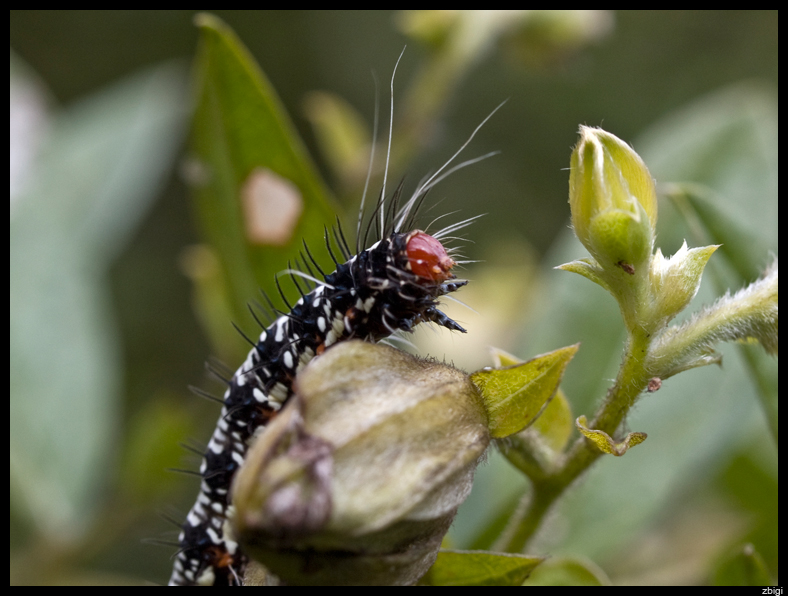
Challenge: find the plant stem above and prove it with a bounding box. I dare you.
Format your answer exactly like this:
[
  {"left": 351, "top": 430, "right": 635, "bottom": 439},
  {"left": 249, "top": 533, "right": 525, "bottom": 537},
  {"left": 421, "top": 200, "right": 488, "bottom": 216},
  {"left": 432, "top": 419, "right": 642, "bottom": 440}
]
[{"left": 496, "top": 328, "right": 652, "bottom": 553}]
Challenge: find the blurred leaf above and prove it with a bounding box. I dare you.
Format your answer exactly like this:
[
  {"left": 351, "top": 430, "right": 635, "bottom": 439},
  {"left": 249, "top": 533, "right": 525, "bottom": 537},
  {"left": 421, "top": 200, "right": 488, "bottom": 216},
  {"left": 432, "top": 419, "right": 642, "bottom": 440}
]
[
  {"left": 664, "top": 184, "right": 778, "bottom": 442},
  {"left": 523, "top": 556, "right": 610, "bottom": 586},
  {"left": 665, "top": 183, "right": 767, "bottom": 283},
  {"left": 640, "top": 82, "right": 777, "bottom": 255},
  {"left": 190, "top": 14, "right": 337, "bottom": 333},
  {"left": 713, "top": 544, "right": 772, "bottom": 586},
  {"left": 302, "top": 90, "right": 372, "bottom": 191},
  {"left": 10, "top": 58, "right": 186, "bottom": 541},
  {"left": 419, "top": 549, "right": 543, "bottom": 586},
  {"left": 466, "top": 491, "right": 523, "bottom": 551},
  {"left": 119, "top": 396, "right": 195, "bottom": 504},
  {"left": 471, "top": 344, "right": 578, "bottom": 438}
]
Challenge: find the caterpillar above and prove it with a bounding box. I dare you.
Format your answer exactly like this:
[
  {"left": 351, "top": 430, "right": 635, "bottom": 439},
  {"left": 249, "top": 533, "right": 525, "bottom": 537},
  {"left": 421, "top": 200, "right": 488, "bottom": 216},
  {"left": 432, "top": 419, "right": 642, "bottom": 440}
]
[{"left": 168, "top": 59, "right": 500, "bottom": 586}]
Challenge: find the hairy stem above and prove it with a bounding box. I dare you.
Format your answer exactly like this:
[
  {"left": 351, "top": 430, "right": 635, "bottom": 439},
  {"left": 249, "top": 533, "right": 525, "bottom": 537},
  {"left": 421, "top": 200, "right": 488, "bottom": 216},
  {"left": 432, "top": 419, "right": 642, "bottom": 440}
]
[{"left": 496, "top": 328, "right": 652, "bottom": 553}]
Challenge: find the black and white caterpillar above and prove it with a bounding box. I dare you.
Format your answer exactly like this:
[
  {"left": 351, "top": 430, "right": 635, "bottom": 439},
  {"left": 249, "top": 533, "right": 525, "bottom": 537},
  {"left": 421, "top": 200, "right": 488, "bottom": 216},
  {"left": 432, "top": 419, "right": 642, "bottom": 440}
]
[{"left": 169, "top": 64, "right": 499, "bottom": 586}]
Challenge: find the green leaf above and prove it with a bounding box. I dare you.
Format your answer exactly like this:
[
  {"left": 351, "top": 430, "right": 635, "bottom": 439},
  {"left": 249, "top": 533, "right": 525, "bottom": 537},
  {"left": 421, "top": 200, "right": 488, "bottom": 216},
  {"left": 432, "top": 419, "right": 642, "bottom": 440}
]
[
  {"left": 555, "top": 257, "right": 611, "bottom": 292},
  {"left": 419, "top": 549, "right": 543, "bottom": 586},
  {"left": 190, "top": 14, "right": 337, "bottom": 331},
  {"left": 488, "top": 348, "right": 573, "bottom": 453},
  {"left": 530, "top": 387, "right": 573, "bottom": 453},
  {"left": 471, "top": 344, "right": 578, "bottom": 439}
]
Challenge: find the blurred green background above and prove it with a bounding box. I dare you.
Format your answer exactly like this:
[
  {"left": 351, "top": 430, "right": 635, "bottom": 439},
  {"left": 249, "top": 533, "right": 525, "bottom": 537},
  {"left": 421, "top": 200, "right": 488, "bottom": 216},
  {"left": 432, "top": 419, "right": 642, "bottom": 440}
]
[{"left": 10, "top": 11, "right": 777, "bottom": 585}]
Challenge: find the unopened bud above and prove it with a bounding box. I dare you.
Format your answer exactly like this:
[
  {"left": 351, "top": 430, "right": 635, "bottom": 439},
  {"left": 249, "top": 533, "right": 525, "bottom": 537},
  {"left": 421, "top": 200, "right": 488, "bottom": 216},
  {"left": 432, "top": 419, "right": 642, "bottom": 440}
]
[{"left": 569, "top": 126, "right": 657, "bottom": 273}]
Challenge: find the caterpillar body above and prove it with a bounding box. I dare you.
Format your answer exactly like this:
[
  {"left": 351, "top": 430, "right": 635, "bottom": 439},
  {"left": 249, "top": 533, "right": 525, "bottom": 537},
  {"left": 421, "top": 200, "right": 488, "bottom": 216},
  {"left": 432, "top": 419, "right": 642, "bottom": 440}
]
[
  {"left": 169, "top": 59, "right": 500, "bottom": 585},
  {"left": 170, "top": 226, "right": 467, "bottom": 586}
]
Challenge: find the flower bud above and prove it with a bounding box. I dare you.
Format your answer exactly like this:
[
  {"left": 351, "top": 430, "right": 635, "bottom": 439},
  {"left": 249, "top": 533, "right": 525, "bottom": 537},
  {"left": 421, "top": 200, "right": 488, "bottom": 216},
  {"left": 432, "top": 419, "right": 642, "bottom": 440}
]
[
  {"left": 569, "top": 126, "right": 657, "bottom": 273},
  {"left": 232, "top": 341, "right": 490, "bottom": 585}
]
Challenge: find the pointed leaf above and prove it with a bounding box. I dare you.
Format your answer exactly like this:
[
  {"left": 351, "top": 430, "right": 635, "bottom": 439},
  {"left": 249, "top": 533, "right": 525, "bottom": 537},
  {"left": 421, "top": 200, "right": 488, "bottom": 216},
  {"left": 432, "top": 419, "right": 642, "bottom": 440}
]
[
  {"left": 419, "top": 549, "right": 543, "bottom": 586},
  {"left": 555, "top": 257, "right": 611, "bottom": 292},
  {"left": 489, "top": 348, "right": 573, "bottom": 453},
  {"left": 471, "top": 344, "right": 578, "bottom": 439}
]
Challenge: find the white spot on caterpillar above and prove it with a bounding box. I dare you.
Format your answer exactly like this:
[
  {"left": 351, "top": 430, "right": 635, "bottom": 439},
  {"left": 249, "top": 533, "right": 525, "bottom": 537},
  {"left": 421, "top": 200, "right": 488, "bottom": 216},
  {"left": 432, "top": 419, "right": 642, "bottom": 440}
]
[
  {"left": 317, "top": 316, "right": 326, "bottom": 332},
  {"left": 187, "top": 509, "right": 203, "bottom": 527},
  {"left": 253, "top": 387, "right": 267, "bottom": 403},
  {"left": 206, "top": 527, "right": 222, "bottom": 545},
  {"left": 241, "top": 167, "right": 303, "bottom": 246},
  {"left": 363, "top": 297, "right": 375, "bottom": 312},
  {"left": 283, "top": 351, "right": 294, "bottom": 369},
  {"left": 208, "top": 438, "right": 223, "bottom": 454},
  {"left": 242, "top": 353, "right": 256, "bottom": 377},
  {"left": 275, "top": 318, "right": 287, "bottom": 342},
  {"left": 231, "top": 451, "right": 245, "bottom": 466}
]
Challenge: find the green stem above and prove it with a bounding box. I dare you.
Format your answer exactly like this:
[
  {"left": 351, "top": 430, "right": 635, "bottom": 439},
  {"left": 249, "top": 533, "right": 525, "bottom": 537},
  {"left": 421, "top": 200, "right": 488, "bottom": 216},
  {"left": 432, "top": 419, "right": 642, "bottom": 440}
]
[{"left": 496, "top": 328, "right": 652, "bottom": 553}]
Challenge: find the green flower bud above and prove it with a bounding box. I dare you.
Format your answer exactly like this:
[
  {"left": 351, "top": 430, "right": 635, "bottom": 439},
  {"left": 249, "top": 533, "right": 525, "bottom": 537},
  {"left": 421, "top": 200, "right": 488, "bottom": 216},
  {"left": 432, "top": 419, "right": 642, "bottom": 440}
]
[
  {"left": 569, "top": 126, "right": 657, "bottom": 273},
  {"left": 232, "top": 341, "right": 490, "bottom": 585}
]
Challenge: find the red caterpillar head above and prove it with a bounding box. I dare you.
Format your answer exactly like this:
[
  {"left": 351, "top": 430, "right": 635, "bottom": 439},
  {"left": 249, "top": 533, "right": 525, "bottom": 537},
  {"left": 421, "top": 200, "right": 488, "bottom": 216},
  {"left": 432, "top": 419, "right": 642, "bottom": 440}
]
[{"left": 405, "top": 231, "right": 456, "bottom": 283}]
